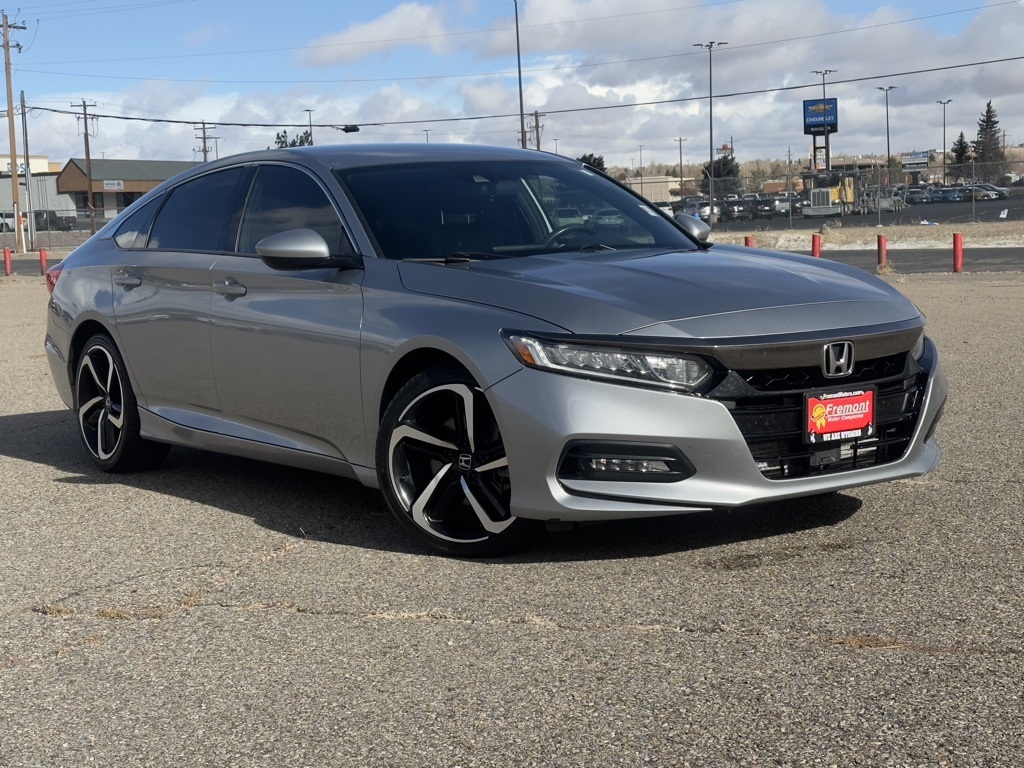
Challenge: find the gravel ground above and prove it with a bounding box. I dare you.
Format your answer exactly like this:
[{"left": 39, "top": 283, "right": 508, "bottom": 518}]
[{"left": 0, "top": 274, "right": 1021, "bottom": 767}]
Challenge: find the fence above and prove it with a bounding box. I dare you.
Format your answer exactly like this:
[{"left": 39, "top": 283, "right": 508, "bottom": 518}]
[{"left": 703, "top": 159, "right": 1024, "bottom": 229}]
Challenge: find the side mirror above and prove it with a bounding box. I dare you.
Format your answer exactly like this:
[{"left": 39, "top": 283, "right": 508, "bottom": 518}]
[
  {"left": 674, "top": 215, "right": 712, "bottom": 244},
  {"left": 255, "top": 228, "right": 364, "bottom": 271}
]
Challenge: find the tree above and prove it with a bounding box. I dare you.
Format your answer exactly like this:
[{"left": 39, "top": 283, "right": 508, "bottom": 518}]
[
  {"left": 576, "top": 153, "right": 606, "bottom": 172},
  {"left": 972, "top": 101, "right": 1006, "bottom": 181},
  {"left": 949, "top": 132, "right": 972, "bottom": 182},
  {"left": 698, "top": 155, "right": 741, "bottom": 196},
  {"left": 272, "top": 129, "right": 312, "bottom": 148}
]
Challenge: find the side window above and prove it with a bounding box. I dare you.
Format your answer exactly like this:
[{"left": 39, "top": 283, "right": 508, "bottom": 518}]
[
  {"left": 148, "top": 167, "right": 246, "bottom": 251},
  {"left": 236, "top": 165, "right": 350, "bottom": 255},
  {"left": 112, "top": 196, "right": 162, "bottom": 249}
]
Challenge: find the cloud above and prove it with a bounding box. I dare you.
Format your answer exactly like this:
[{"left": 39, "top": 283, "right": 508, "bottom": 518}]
[
  {"left": 184, "top": 22, "right": 233, "bottom": 47},
  {"left": 298, "top": 3, "right": 453, "bottom": 67}
]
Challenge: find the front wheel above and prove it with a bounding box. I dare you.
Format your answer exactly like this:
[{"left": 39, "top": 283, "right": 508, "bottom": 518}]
[
  {"left": 377, "top": 366, "right": 531, "bottom": 556},
  {"left": 74, "top": 334, "right": 170, "bottom": 473}
]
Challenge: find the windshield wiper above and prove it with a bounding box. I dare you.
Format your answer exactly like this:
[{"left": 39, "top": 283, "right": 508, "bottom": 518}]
[{"left": 402, "top": 252, "right": 495, "bottom": 264}]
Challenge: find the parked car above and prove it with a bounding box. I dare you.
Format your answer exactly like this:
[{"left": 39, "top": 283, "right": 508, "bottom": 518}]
[
  {"left": 747, "top": 197, "right": 776, "bottom": 219},
  {"left": 591, "top": 207, "right": 625, "bottom": 228},
  {"left": 0, "top": 211, "right": 25, "bottom": 232},
  {"left": 552, "top": 207, "right": 587, "bottom": 227},
  {"left": 974, "top": 183, "right": 1009, "bottom": 199},
  {"left": 718, "top": 199, "right": 754, "bottom": 222},
  {"left": 772, "top": 193, "right": 804, "bottom": 215},
  {"left": 34, "top": 210, "right": 77, "bottom": 231},
  {"left": 44, "top": 143, "right": 946, "bottom": 556},
  {"left": 903, "top": 189, "right": 932, "bottom": 205},
  {"left": 678, "top": 199, "right": 720, "bottom": 222},
  {"left": 930, "top": 188, "right": 964, "bottom": 203},
  {"left": 959, "top": 186, "right": 999, "bottom": 201},
  {"left": 652, "top": 201, "right": 674, "bottom": 218}
]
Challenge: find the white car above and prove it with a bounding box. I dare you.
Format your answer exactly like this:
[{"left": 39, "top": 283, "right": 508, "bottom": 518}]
[{"left": 552, "top": 207, "right": 587, "bottom": 227}]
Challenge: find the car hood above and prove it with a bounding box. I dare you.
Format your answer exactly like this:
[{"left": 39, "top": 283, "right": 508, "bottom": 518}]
[{"left": 396, "top": 246, "right": 923, "bottom": 339}]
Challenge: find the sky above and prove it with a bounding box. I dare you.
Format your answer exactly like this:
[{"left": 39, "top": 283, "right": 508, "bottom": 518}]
[{"left": 6, "top": 0, "right": 1024, "bottom": 171}]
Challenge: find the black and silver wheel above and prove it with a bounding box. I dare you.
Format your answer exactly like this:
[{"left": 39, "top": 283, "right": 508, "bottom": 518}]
[
  {"left": 377, "top": 366, "right": 529, "bottom": 556},
  {"left": 74, "top": 334, "right": 169, "bottom": 473}
]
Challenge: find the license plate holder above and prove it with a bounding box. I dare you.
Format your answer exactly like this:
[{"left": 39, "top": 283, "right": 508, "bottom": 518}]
[{"left": 804, "top": 387, "right": 876, "bottom": 445}]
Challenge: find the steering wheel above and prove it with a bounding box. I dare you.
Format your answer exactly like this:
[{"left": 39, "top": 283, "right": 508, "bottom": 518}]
[{"left": 543, "top": 224, "right": 598, "bottom": 247}]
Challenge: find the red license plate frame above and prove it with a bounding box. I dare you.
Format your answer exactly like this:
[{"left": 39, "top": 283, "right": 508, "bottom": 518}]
[{"left": 804, "top": 387, "right": 876, "bottom": 444}]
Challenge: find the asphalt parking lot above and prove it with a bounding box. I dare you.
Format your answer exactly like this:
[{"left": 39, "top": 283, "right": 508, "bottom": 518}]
[{"left": 1, "top": 271, "right": 1021, "bottom": 767}]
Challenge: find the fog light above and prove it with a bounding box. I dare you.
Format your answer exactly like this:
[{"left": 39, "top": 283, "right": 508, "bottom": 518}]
[
  {"left": 558, "top": 442, "right": 695, "bottom": 483},
  {"left": 588, "top": 457, "right": 672, "bottom": 474}
]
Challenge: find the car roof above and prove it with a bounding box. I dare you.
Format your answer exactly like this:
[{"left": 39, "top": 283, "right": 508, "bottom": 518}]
[{"left": 199, "top": 143, "right": 576, "bottom": 173}]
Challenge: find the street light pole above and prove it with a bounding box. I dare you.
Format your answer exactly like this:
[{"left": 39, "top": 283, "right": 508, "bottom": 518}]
[
  {"left": 638, "top": 144, "right": 644, "bottom": 197},
  {"left": 937, "top": 99, "right": 952, "bottom": 185},
  {"left": 877, "top": 86, "right": 896, "bottom": 169},
  {"left": 514, "top": 0, "right": 527, "bottom": 149},
  {"left": 693, "top": 41, "right": 726, "bottom": 224},
  {"left": 304, "top": 109, "right": 314, "bottom": 146},
  {"left": 676, "top": 137, "right": 687, "bottom": 201},
  {"left": 811, "top": 69, "right": 836, "bottom": 171}
]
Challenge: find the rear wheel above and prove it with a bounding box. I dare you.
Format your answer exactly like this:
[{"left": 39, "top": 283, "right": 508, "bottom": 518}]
[
  {"left": 74, "top": 334, "right": 170, "bottom": 472},
  {"left": 377, "top": 366, "right": 530, "bottom": 556}
]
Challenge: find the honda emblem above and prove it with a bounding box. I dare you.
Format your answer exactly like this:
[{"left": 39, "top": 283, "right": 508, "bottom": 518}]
[{"left": 823, "top": 341, "right": 855, "bottom": 378}]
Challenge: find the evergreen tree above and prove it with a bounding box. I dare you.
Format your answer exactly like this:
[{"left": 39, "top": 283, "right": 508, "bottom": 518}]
[
  {"left": 576, "top": 153, "right": 606, "bottom": 172},
  {"left": 971, "top": 101, "right": 1005, "bottom": 181},
  {"left": 948, "top": 132, "right": 972, "bottom": 183},
  {"left": 699, "top": 155, "right": 741, "bottom": 196},
  {"left": 272, "top": 129, "right": 312, "bottom": 148}
]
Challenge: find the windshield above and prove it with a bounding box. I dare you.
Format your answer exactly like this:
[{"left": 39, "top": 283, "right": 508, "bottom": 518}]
[{"left": 335, "top": 159, "right": 698, "bottom": 261}]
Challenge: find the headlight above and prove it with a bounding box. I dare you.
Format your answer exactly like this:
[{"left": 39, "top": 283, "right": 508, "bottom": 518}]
[
  {"left": 911, "top": 331, "right": 926, "bottom": 361},
  {"left": 504, "top": 333, "right": 714, "bottom": 392}
]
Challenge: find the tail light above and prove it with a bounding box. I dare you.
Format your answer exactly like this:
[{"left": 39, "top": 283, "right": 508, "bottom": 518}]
[{"left": 45, "top": 262, "right": 63, "bottom": 294}]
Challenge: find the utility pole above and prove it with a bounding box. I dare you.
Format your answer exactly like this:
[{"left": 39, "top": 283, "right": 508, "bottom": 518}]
[
  {"left": 20, "top": 90, "right": 33, "bottom": 250},
  {"left": 531, "top": 111, "right": 544, "bottom": 150},
  {"left": 194, "top": 121, "right": 214, "bottom": 162},
  {"left": 676, "top": 137, "right": 687, "bottom": 197},
  {"left": 75, "top": 99, "right": 98, "bottom": 234},
  {"left": 4, "top": 13, "right": 26, "bottom": 252}
]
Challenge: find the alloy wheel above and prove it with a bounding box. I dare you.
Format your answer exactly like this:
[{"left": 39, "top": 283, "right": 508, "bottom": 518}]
[
  {"left": 77, "top": 343, "right": 126, "bottom": 461},
  {"left": 386, "top": 380, "right": 515, "bottom": 546}
]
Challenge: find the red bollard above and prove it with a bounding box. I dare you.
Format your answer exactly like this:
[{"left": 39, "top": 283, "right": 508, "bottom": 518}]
[
  {"left": 3, "top": 247, "right": 11, "bottom": 277},
  {"left": 811, "top": 233, "right": 821, "bottom": 257},
  {"left": 744, "top": 235, "right": 754, "bottom": 247},
  {"left": 39, "top": 248, "right": 48, "bottom": 276},
  {"left": 953, "top": 232, "right": 964, "bottom": 273},
  {"left": 877, "top": 234, "right": 888, "bottom": 268}
]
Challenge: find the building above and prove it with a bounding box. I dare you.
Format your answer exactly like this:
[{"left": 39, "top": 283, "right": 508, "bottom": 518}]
[
  {"left": 621, "top": 175, "right": 691, "bottom": 203},
  {"left": 56, "top": 158, "right": 200, "bottom": 221}
]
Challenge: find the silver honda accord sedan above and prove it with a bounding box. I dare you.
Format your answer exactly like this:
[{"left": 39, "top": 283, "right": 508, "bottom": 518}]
[{"left": 45, "top": 144, "right": 947, "bottom": 555}]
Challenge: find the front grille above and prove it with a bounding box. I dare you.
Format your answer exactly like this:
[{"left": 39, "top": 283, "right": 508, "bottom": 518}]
[
  {"left": 736, "top": 352, "right": 908, "bottom": 392},
  {"left": 708, "top": 354, "right": 925, "bottom": 480}
]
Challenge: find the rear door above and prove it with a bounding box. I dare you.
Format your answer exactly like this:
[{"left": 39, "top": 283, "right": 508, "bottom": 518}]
[{"left": 112, "top": 166, "right": 250, "bottom": 428}]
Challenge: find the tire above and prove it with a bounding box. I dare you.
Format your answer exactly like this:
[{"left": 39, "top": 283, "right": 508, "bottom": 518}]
[
  {"left": 74, "top": 334, "right": 170, "bottom": 473},
  {"left": 376, "top": 366, "right": 531, "bottom": 556}
]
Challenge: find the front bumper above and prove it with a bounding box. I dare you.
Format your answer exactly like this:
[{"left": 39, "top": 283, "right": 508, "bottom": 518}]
[{"left": 489, "top": 342, "right": 946, "bottom": 522}]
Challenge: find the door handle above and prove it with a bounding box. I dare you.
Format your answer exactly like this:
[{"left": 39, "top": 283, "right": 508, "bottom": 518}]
[
  {"left": 213, "top": 278, "right": 247, "bottom": 298},
  {"left": 114, "top": 274, "right": 142, "bottom": 289}
]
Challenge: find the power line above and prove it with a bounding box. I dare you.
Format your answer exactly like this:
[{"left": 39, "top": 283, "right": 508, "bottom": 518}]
[{"left": 26, "top": 54, "right": 1024, "bottom": 133}]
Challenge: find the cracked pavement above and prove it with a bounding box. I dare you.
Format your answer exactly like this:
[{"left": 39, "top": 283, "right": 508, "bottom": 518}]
[{"left": 1, "top": 272, "right": 1021, "bottom": 767}]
